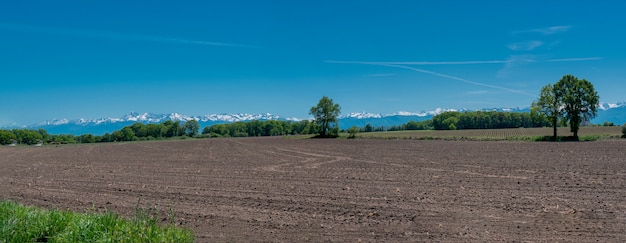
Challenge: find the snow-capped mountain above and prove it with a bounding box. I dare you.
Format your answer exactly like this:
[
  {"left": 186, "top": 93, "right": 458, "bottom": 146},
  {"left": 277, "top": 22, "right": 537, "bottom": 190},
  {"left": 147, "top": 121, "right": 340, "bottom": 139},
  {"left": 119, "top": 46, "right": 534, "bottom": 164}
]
[
  {"left": 598, "top": 102, "right": 626, "bottom": 111},
  {"left": 27, "top": 112, "right": 286, "bottom": 135},
  {"left": 341, "top": 108, "right": 460, "bottom": 119},
  {"left": 594, "top": 102, "right": 626, "bottom": 125},
  {"left": 36, "top": 112, "right": 283, "bottom": 127},
  {"left": 15, "top": 102, "right": 626, "bottom": 135}
]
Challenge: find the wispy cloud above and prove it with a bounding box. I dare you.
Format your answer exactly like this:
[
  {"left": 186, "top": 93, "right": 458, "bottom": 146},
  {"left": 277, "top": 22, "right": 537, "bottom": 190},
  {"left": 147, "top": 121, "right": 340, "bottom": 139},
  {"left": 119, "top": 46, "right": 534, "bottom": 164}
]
[
  {"left": 327, "top": 60, "right": 510, "bottom": 65},
  {"left": 0, "top": 22, "right": 254, "bottom": 48},
  {"left": 532, "top": 25, "right": 571, "bottom": 35},
  {"left": 464, "top": 90, "right": 490, "bottom": 95},
  {"left": 547, "top": 57, "right": 602, "bottom": 62},
  {"left": 514, "top": 25, "right": 572, "bottom": 35},
  {"left": 366, "top": 73, "right": 396, "bottom": 77},
  {"left": 508, "top": 40, "right": 543, "bottom": 51}
]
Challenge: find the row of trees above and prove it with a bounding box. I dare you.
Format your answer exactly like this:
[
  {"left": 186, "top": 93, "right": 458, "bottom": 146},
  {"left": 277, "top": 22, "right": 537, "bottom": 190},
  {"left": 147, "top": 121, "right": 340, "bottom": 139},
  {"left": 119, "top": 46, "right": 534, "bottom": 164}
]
[
  {"left": 0, "top": 120, "right": 202, "bottom": 145},
  {"left": 1, "top": 119, "right": 323, "bottom": 145},
  {"left": 430, "top": 110, "right": 551, "bottom": 130},
  {"left": 387, "top": 120, "right": 434, "bottom": 131},
  {"left": 202, "top": 120, "right": 318, "bottom": 137},
  {"left": 98, "top": 120, "right": 201, "bottom": 142},
  {"left": 0, "top": 129, "right": 45, "bottom": 145}
]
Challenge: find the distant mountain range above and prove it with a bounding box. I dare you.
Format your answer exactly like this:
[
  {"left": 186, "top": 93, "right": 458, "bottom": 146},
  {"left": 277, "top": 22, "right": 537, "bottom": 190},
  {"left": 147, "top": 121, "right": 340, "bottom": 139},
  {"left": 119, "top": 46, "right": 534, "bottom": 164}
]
[{"left": 7, "top": 102, "right": 626, "bottom": 135}]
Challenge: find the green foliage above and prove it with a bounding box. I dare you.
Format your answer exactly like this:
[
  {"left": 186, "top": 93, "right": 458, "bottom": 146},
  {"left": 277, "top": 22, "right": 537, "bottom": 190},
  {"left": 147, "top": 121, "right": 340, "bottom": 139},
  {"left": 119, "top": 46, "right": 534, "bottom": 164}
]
[
  {"left": 554, "top": 74, "right": 600, "bottom": 139},
  {"left": 79, "top": 134, "right": 96, "bottom": 143},
  {"left": 10, "top": 129, "right": 43, "bottom": 145},
  {"left": 0, "top": 130, "right": 17, "bottom": 145},
  {"left": 0, "top": 200, "right": 194, "bottom": 243},
  {"left": 388, "top": 120, "right": 433, "bottom": 131},
  {"left": 431, "top": 111, "right": 545, "bottom": 130},
  {"left": 622, "top": 123, "right": 626, "bottom": 138},
  {"left": 202, "top": 120, "right": 311, "bottom": 137},
  {"left": 184, "top": 120, "right": 200, "bottom": 137},
  {"left": 309, "top": 96, "right": 341, "bottom": 138},
  {"left": 362, "top": 123, "right": 374, "bottom": 133},
  {"left": 532, "top": 84, "right": 562, "bottom": 140},
  {"left": 347, "top": 126, "right": 359, "bottom": 139}
]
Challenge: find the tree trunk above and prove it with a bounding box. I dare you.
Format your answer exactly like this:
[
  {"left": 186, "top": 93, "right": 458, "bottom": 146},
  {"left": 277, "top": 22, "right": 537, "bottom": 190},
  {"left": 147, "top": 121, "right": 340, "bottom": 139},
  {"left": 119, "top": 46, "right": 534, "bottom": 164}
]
[{"left": 552, "top": 117, "right": 557, "bottom": 141}]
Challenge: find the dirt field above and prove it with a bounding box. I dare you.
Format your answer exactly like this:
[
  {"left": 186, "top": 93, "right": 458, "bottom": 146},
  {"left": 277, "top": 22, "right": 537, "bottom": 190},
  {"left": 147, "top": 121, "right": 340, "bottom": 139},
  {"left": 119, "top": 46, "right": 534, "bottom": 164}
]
[{"left": 2, "top": 137, "right": 626, "bottom": 242}]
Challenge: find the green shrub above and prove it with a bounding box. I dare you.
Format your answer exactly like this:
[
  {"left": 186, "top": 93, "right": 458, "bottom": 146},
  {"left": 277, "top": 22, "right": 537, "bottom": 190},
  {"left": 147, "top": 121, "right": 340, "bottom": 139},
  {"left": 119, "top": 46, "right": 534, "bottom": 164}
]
[
  {"left": 622, "top": 123, "right": 626, "bottom": 138},
  {"left": 0, "top": 200, "right": 194, "bottom": 242},
  {"left": 347, "top": 126, "right": 359, "bottom": 139}
]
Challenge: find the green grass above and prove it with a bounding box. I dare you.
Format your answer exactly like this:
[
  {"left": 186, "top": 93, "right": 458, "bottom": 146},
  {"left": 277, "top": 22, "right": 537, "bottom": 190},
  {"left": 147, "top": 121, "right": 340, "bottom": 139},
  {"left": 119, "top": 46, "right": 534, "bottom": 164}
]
[
  {"left": 0, "top": 200, "right": 194, "bottom": 243},
  {"left": 344, "top": 127, "right": 622, "bottom": 141}
]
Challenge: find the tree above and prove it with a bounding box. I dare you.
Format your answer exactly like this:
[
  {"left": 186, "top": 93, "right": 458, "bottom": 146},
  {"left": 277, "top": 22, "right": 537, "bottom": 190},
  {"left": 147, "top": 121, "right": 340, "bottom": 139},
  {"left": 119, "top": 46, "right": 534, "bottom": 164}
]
[
  {"left": 554, "top": 74, "right": 599, "bottom": 140},
  {"left": 0, "top": 130, "right": 16, "bottom": 145},
  {"left": 130, "top": 122, "right": 147, "bottom": 138},
  {"left": 184, "top": 119, "right": 200, "bottom": 137},
  {"left": 532, "top": 84, "right": 562, "bottom": 140},
  {"left": 363, "top": 123, "right": 374, "bottom": 133},
  {"left": 309, "top": 96, "right": 341, "bottom": 138},
  {"left": 347, "top": 126, "right": 359, "bottom": 139}
]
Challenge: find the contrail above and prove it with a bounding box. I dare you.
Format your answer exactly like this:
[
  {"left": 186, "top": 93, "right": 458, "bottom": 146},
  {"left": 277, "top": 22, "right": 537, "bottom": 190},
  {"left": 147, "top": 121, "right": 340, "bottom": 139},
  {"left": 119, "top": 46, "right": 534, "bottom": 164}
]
[
  {"left": 380, "top": 64, "right": 535, "bottom": 97},
  {"left": 326, "top": 60, "right": 534, "bottom": 97}
]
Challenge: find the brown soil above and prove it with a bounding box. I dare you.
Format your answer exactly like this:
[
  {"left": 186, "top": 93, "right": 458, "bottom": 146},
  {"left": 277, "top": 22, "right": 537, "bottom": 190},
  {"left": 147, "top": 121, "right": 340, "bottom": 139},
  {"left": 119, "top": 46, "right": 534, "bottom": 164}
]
[{"left": 2, "top": 138, "right": 626, "bottom": 242}]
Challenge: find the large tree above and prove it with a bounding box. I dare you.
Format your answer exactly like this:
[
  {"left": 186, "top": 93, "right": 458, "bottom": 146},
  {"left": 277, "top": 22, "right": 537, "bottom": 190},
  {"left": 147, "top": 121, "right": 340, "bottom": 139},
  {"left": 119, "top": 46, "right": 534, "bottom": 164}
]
[
  {"left": 184, "top": 119, "right": 200, "bottom": 137},
  {"left": 533, "top": 74, "right": 599, "bottom": 140},
  {"left": 531, "top": 84, "right": 562, "bottom": 140},
  {"left": 309, "top": 96, "right": 341, "bottom": 138},
  {"left": 554, "top": 74, "right": 599, "bottom": 139}
]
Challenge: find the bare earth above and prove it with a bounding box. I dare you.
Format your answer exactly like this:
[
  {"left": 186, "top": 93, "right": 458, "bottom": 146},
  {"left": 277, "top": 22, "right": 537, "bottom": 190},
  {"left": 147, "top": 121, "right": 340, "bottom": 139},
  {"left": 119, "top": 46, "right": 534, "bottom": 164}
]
[{"left": 2, "top": 138, "right": 626, "bottom": 242}]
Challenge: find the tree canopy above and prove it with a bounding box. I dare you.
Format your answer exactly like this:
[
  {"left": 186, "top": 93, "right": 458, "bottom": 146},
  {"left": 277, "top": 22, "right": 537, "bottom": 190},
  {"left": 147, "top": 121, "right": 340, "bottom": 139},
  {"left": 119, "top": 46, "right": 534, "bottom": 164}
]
[
  {"left": 532, "top": 84, "right": 562, "bottom": 140},
  {"left": 309, "top": 96, "right": 341, "bottom": 138},
  {"left": 533, "top": 74, "right": 599, "bottom": 140}
]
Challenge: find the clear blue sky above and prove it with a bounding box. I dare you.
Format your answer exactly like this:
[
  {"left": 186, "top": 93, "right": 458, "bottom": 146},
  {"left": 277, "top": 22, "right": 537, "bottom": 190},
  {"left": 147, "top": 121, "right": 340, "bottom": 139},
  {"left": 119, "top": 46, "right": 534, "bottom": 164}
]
[{"left": 1, "top": 1, "right": 625, "bottom": 126}]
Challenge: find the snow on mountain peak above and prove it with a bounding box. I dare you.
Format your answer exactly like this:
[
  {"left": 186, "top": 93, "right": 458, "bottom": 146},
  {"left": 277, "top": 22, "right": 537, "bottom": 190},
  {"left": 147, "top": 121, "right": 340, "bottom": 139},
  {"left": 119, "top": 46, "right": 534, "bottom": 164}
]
[
  {"left": 27, "top": 101, "right": 626, "bottom": 128},
  {"left": 341, "top": 112, "right": 382, "bottom": 119},
  {"left": 37, "top": 118, "right": 70, "bottom": 126},
  {"left": 598, "top": 102, "right": 626, "bottom": 110}
]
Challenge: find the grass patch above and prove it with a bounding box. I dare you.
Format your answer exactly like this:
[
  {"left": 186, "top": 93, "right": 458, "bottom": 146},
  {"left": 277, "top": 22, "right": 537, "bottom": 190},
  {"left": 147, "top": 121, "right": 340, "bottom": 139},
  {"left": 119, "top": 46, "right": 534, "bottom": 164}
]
[
  {"left": 346, "top": 127, "right": 623, "bottom": 142},
  {"left": 0, "top": 200, "right": 194, "bottom": 243}
]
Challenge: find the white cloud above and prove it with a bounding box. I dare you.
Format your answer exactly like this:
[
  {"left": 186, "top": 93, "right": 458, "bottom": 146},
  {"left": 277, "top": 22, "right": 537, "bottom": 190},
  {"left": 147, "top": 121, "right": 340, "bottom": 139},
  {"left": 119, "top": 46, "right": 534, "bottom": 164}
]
[
  {"left": 531, "top": 25, "right": 572, "bottom": 35},
  {"left": 514, "top": 25, "right": 572, "bottom": 35},
  {"left": 508, "top": 40, "right": 543, "bottom": 51}
]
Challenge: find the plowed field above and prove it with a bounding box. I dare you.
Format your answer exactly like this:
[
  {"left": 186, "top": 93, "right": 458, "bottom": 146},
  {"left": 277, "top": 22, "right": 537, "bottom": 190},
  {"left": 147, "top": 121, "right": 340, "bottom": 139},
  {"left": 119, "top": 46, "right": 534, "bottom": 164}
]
[{"left": 2, "top": 138, "right": 626, "bottom": 242}]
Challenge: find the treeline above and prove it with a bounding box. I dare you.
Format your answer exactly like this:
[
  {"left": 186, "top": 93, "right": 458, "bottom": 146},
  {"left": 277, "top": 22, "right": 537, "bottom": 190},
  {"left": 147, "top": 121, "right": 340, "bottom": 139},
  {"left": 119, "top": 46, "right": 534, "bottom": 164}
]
[
  {"left": 370, "top": 111, "right": 553, "bottom": 132},
  {"left": 201, "top": 120, "right": 317, "bottom": 137},
  {"left": 1, "top": 111, "right": 587, "bottom": 145},
  {"left": 387, "top": 120, "right": 434, "bottom": 131},
  {"left": 0, "top": 120, "right": 202, "bottom": 145},
  {"left": 431, "top": 111, "right": 550, "bottom": 130},
  {"left": 97, "top": 120, "right": 201, "bottom": 142},
  {"left": 0, "top": 119, "right": 321, "bottom": 145}
]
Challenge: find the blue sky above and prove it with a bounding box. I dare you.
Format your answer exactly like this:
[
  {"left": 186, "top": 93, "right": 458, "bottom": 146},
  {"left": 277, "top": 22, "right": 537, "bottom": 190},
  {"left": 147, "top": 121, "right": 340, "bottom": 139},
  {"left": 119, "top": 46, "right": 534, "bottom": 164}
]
[{"left": 1, "top": 1, "right": 625, "bottom": 126}]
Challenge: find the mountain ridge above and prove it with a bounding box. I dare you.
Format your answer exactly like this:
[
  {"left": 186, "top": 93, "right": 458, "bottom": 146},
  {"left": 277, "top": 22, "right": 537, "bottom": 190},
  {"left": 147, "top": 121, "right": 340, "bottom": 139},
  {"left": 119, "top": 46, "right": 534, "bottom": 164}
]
[{"left": 6, "top": 102, "right": 626, "bottom": 135}]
